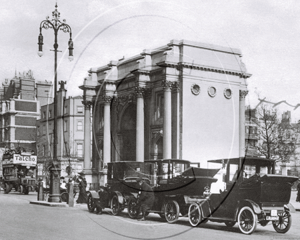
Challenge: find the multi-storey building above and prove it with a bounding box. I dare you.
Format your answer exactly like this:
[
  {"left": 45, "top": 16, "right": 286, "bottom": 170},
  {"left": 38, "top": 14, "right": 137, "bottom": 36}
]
[
  {"left": 36, "top": 81, "right": 85, "bottom": 179},
  {"left": 0, "top": 70, "right": 52, "bottom": 175}
]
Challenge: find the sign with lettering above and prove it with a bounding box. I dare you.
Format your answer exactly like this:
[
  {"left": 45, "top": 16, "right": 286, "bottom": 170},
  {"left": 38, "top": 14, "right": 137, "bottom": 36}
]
[{"left": 13, "top": 154, "right": 37, "bottom": 165}]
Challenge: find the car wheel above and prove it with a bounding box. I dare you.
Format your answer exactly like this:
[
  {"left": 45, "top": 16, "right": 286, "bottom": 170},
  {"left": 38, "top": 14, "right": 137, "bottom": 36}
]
[
  {"left": 127, "top": 197, "right": 140, "bottom": 219},
  {"left": 188, "top": 203, "right": 202, "bottom": 227},
  {"left": 87, "top": 194, "right": 95, "bottom": 213},
  {"left": 272, "top": 211, "right": 292, "bottom": 233},
  {"left": 60, "top": 192, "right": 69, "bottom": 203},
  {"left": 238, "top": 206, "right": 257, "bottom": 235},
  {"left": 4, "top": 183, "right": 11, "bottom": 194},
  {"left": 111, "top": 195, "right": 121, "bottom": 216},
  {"left": 224, "top": 221, "right": 236, "bottom": 227},
  {"left": 164, "top": 200, "right": 180, "bottom": 224}
]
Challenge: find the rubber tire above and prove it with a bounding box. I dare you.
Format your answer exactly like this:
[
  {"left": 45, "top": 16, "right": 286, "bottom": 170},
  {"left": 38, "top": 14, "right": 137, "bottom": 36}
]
[
  {"left": 164, "top": 200, "right": 180, "bottom": 224},
  {"left": 60, "top": 192, "right": 69, "bottom": 203},
  {"left": 127, "top": 197, "right": 140, "bottom": 219},
  {"left": 111, "top": 195, "right": 121, "bottom": 216},
  {"left": 237, "top": 206, "right": 257, "bottom": 235},
  {"left": 188, "top": 203, "right": 202, "bottom": 227},
  {"left": 4, "top": 183, "right": 11, "bottom": 194},
  {"left": 272, "top": 211, "right": 292, "bottom": 233},
  {"left": 87, "top": 194, "right": 95, "bottom": 213}
]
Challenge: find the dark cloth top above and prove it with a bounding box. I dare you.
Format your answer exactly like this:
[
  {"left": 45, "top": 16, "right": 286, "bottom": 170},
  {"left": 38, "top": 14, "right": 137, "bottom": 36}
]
[
  {"left": 139, "top": 182, "right": 154, "bottom": 202},
  {"left": 297, "top": 183, "right": 300, "bottom": 191}
]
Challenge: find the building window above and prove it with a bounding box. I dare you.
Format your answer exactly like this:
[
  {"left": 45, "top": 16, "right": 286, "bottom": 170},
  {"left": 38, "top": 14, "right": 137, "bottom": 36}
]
[
  {"left": 43, "top": 145, "right": 45, "bottom": 156},
  {"left": 43, "top": 111, "right": 46, "bottom": 119},
  {"left": 37, "top": 126, "right": 40, "bottom": 137},
  {"left": 49, "top": 110, "right": 52, "bottom": 118},
  {"left": 77, "top": 143, "right": 83, "bottom": 157},
  {"left": 43, "top": 125, "right": 46, "bottom": 135},
  {"left": 77, "top": 121, "right": 83, "bottom": 131},
  {"left": 64, "top": 120, "right": 67, "bottom": 132},
  {"left": 64, "top": 105, "right": 67, "bottom": 115},
  {"left": 77, "top": 106, "right": 83, "bottom": 114}
]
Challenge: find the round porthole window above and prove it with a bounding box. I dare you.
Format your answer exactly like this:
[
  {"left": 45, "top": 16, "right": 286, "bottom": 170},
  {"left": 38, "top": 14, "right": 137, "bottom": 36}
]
[
  {"left": 224, "top": 88, "right": 232, "bottom": 99},
  {"left": 208, "top": 86, "right": 216, "bottom": 97},
  {"left": 191, "top": 84, "right": 200, "bottom": 95}
]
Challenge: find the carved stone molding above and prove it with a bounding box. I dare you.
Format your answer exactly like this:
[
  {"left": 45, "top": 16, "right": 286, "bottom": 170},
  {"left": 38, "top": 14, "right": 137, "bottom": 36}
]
[
  {"left": 162, "top": 80, "right": 173, "bottom": 91},
  {"left": 135, "top": 86, "right": 145, "bottom": 98},
  {"left": 239, "top": 90, "right": 248, "bottom": 100},
  {"left": 103, "top": 95, "right": 114, "bottom": 104},
  {"left": 171, "top": 81, "right": 180, "bottom": 93},
  {"left": 82, "top": 100, "right": 93, "bottom": 110}
]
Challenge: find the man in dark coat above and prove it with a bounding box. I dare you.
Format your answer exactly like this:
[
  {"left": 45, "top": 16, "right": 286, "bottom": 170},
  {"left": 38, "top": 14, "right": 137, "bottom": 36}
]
[{"left": 137, "top": 176, "right": 154, "bottom": 221}]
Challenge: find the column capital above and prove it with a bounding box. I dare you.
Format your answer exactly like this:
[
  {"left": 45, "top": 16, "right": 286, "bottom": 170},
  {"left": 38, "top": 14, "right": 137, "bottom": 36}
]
[
  {"left": 171, "top": 81, "right": 180, "bottom": 92},
  {"left": 162, "top": 80, "right": 173, "bottom": 91},
  {"left": 239, "top": 90, "right": 248, "bottom": 100},
  {"left": 82, "top": 100, "right": 93, "bottom": 110},
  {"left": 103, "top": 95, "right": 114, "bottom": 104},
  {"left": 135, "top": 86, "right": 145, "bottom": 98}
]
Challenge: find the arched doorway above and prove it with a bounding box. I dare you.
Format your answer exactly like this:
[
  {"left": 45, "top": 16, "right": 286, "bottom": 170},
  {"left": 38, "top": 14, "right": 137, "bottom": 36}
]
[{"left": 119, "top": 104, "right": 136, "bottom": 161}]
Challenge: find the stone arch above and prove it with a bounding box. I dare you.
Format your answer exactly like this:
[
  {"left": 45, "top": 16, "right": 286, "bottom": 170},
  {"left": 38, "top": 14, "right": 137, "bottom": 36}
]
[{"left": 118, "top": 103, "right": 136, "bottom": 161}]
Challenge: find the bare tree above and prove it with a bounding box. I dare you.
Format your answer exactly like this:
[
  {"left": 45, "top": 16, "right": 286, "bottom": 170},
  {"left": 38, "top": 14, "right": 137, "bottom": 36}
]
[{"left": 254, "top": 104, "right": 297, "bottom": 164}]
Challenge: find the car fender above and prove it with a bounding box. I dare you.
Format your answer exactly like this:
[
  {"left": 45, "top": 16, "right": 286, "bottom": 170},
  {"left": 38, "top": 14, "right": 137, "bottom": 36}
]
[
  {"left": 113, "top": 191, "right": 124, "bottom": 205},
  {"left": 238, "top": 199, "right": 262, "bottom": 215},
  {"left": 89, "top": 190, "right": 100, "bottom": 199}
]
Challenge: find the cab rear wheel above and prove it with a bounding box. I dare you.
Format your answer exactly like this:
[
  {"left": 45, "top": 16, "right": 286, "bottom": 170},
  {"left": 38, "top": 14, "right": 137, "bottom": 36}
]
[
  {"left": 272, "top": 211, "right": 291, "bottom": 233},
  {"left": 164, "top": 200, "right": 180, "bottom": 224},
  {"left": 127, "top": 197, "right": 140, "bottom": 219},
  {"left": 111, "top": 195, "right": 121, "bottom": 216},
  {"left": 238, "top": 206, "right": 257, "bottom": 234},
  {"left": 87, "top": 194, "right": 95, "bottom": 213},
  {"left": 4, "top": 183, "right": 11, "bottom": 194},
  {"left": 188, "top": 203, "right": 202, "bottom": 227}
]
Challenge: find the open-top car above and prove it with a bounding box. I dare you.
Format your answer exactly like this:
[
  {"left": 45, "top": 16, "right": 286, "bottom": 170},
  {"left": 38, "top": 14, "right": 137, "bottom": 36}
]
[{"left": 188, "top": 157, "right": 298, "bottom": 235}]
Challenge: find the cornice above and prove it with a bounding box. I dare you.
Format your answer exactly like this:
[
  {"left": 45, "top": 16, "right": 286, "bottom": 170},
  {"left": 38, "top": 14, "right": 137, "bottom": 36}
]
[{"left": 156, "top": 61, "right": 251, "bottom": 78}]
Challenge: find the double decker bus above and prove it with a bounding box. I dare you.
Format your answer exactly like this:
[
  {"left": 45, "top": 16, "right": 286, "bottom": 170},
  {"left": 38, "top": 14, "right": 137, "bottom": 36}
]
[{"left": 2, "top": 149, "right": 37, "bottom": 194}]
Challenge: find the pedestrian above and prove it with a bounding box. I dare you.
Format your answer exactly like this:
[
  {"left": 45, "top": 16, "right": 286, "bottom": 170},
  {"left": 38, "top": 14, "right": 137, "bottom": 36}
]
[
  {"left": 76, "top": 175, "right": 87, "bottom": 204},
  {"left": 136, "top": 176, "right": 155, "bottom": 221},
  {"left": 297, "top": 181, "right": 300, "bottom": 202}
]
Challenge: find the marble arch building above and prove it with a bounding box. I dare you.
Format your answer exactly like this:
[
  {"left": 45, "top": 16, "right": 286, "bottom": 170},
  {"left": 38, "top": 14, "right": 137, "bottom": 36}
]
[{"left": 80, "top": 39, "right": 251, "bottom": 185}]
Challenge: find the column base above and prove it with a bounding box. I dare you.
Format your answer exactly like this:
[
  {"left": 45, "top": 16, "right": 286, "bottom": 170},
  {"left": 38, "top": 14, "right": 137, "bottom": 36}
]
[{"left": 48, "top": 194, "right": 61, "bottom": 203}]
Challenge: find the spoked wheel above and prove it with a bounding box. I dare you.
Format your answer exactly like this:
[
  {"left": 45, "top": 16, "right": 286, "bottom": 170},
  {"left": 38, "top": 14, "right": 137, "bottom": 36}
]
[
  {"left": 60, "top": 192, "right": 69, "bottom": 203},
  {"left": 188, "top": 203, "right": 202, "bottom": 227},
  {"left": 127, "top": 197, "right": 140, "bottom": 219},
  {"left": 224, "top": 221, "right": 236, "bottom": 227},
  {"left": 4, "top": 183, "right": 11, "bottom": 194},
  {"left": 19, "top": 185, "right": 24, "bottom": 194},
  {"left": 111, "top": 195, "right": 121, "bottom": 216},
  {"left": 272, "top": 211, "right": 292, "bottom": 233},
  {"left": 164, "top": 200, "right": 180, "bottom": 224},
  {"left": 87, "top": 194, "right": 95, "bottom": 213},
  {"left": 238, "top": 206, "right": 257, "bottom": 235}
]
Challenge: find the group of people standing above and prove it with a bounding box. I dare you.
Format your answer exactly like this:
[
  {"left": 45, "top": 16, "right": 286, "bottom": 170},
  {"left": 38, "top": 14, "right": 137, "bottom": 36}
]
[{"left": 60, "top": 173, "right": 88, "bottom": 204}]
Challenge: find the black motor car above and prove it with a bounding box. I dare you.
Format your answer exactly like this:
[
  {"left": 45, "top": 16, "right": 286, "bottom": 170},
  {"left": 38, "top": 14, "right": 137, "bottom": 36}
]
[{"left": 188, "top": 157, "right": 298, "bottom": 235}]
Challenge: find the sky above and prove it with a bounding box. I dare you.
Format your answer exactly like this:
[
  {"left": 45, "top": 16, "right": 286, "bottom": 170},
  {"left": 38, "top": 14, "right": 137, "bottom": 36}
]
[{"left": 1, "top": 0, "right": 300, "bottom": 121}]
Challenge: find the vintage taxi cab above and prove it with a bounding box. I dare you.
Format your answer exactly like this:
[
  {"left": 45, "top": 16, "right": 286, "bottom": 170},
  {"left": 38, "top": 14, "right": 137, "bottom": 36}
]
[{"left": 188, "top": 157, "right": 298, "bottom": 235}]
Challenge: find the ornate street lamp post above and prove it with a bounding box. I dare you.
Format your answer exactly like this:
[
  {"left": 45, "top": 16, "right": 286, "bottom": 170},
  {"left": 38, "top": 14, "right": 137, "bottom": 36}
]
[{"left": 38, "top": 3, "right": 74, "bottom": 202}]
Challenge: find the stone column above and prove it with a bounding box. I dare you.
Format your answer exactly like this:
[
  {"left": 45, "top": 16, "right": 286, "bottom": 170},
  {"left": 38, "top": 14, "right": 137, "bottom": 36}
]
[
  {"left": 103, "top": 96, "right": 113, "bottom": 166},
  {"left": 162, "top": 80, "right": 172, "bottom": 159},
  {"left": 135, "top": 87, "right": 144, "bottom": 162},
  {"left": 171, "top": 82, "right": 180, "bottom": 159},
  {"left": 82, "top": 100, "right": 92, "bottom": 180},
  {"left": 239, "top": 90, "right": 248, "bottom": 157}
]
